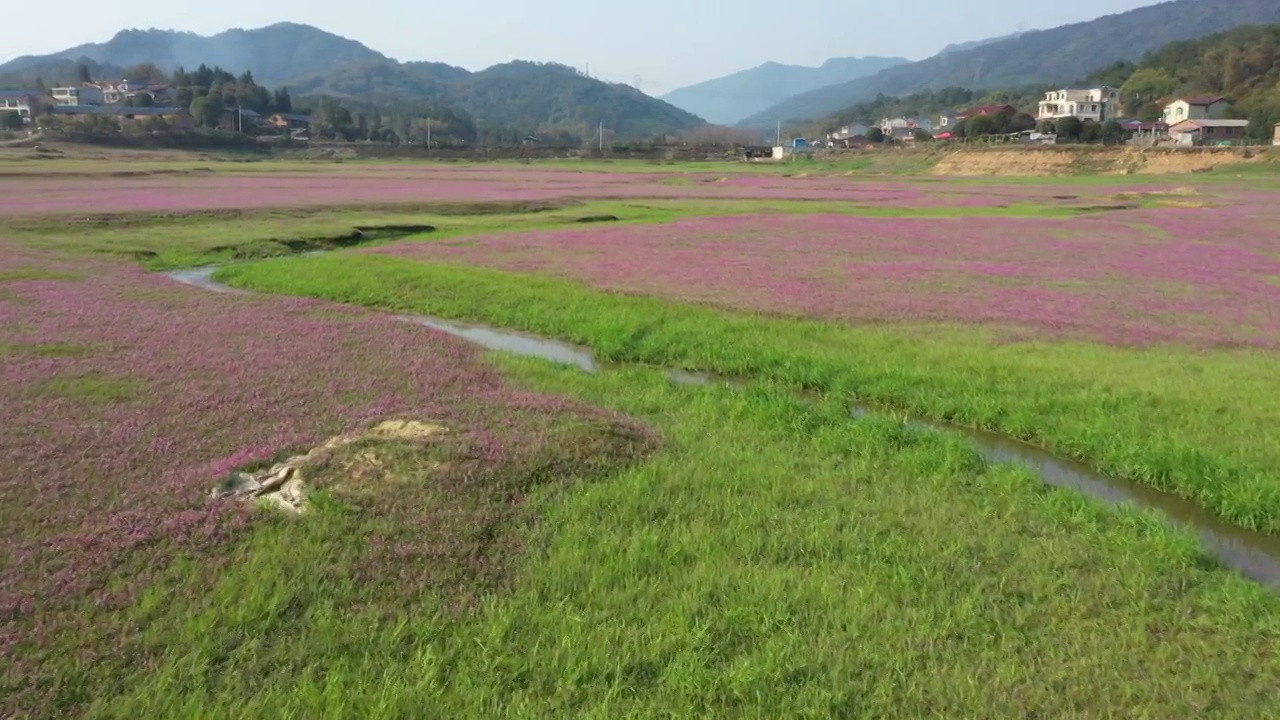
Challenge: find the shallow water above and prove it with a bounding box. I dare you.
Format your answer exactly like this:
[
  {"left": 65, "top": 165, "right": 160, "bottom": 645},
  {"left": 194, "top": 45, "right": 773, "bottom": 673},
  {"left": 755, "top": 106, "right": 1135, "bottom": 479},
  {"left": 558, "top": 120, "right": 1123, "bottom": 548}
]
[
  {"left": 851, "top": 407, "right": 1280, "bottom": 589},
  {"left": 166, "top": 264, "right": 1280, "bottom": 590}
]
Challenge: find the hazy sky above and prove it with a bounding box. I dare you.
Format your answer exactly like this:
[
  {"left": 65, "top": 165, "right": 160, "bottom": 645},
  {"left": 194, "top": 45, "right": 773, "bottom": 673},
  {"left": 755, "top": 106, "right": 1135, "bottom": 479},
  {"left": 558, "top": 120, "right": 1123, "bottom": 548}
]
[{"left": 3, "top": 0, "right": 1160, "bottom": 94}]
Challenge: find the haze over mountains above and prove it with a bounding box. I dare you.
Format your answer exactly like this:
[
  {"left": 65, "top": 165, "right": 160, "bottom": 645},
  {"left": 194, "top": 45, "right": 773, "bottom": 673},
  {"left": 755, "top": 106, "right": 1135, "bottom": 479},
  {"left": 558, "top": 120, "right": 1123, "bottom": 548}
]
[
  {"left": 737, "top": 0, "right": 1280, "bottom": 129},
  {"left": 659, "top": 57, "right": 908, "bottom": 125}
]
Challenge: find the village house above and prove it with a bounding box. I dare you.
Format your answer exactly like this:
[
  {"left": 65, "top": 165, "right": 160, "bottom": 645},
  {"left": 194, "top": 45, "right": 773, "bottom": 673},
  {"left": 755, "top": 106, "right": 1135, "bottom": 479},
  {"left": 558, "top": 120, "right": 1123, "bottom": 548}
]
[
  {"left": 267, "top": 112, "right": 311, "bottom": 130},
  {"left": 218, "top": 107, "right": 262, "bottom": 131},
  {"left": 877, "top": 116, "right": 932, "bottom": 139},
  {"left": 0, "top": 90, "right": 47, "bottom": 123},
  {"left": 828, "top": 123, "right": 869, "bottom": 141},
  {"left": 50, "top": 85, "right": 105, "bottom": 105},
  {"left": 1037, "top": 87, "right": 1119, "bottom": 122},
  {"left": 1167, "top": 118, "right": 1248, "bottom": 146},
  {"left": 51, "top": 81, "right": 174, "bottom": 107},
  {"left": 1161, "top": 96, "right": 1229, "bottom": 125},
  {"left": 1274, "top": 122, "right": 1280, "bottom": 146},
  {"left": 51, "top": 104, "right": 195, "bottom": 128}
]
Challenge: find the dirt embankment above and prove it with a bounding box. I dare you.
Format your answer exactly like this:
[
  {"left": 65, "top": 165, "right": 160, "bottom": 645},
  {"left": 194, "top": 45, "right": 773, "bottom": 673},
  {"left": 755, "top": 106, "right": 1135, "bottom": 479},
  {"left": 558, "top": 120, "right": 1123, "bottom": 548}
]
[{"left": 930, "top": 146, "right": 1278, "bottom": 176}]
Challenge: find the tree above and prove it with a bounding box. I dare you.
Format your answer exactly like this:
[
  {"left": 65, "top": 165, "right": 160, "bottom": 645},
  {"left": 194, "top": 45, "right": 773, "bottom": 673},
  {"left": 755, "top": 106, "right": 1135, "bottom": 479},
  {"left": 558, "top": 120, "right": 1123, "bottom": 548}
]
[
  {"left": 272, "top": 87, "right": 292, "bottom": 114},
  {"left": 1056, "top": 116, "right": 1084, "bottom": 142},
  {"left": 126, "top": 92, "right": 155, "bottom": 108},
  {"left": 1080, "top": 119, "right": 1103, "bottom": 143},
  {"left": 1101, "top": 119, "right": 1126, "bottom": 144},
  {"left": 1119, "top": 68, "right": 1178, "bottom": 118},
  {"left": 964, "top": 114, "right": 1000, "bottom": 138},
  {"left": 1035, "top": 119, "right": 1056, "bottom": 135},
  {"left": 77, "top": 64, "right": 92, "bottom": 84},
  {"left": 866, "top": 126, "right": 885, "bottom": 143},
  {"left": 911, "top": 128, "right": 931, "bottom": 143},
  {"left": 1, "top": 112, "right": 24, "bottom": 130},
  {"left": 124, "top": 63, "right": 168, "bottom": 84},
  {"left": 1009, "top": 112, "right": 1037, "bottom": 133},
  {"left": 189, "top": 94, "right": 224, "bottom": 128}
]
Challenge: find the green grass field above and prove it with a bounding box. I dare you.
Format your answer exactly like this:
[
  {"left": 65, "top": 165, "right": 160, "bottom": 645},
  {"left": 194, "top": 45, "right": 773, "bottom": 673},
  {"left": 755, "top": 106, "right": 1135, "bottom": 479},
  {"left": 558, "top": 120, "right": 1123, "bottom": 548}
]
[{"left": 7, "top": 158, "right": 1280, "bottom": 717}]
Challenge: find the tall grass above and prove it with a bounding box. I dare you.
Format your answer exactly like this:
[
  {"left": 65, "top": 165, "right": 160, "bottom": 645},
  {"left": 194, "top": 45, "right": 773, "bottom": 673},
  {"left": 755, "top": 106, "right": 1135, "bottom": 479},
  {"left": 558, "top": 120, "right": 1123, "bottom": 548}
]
[{"left": 219, "top": 254, "right": 1280, "bottom": 532}]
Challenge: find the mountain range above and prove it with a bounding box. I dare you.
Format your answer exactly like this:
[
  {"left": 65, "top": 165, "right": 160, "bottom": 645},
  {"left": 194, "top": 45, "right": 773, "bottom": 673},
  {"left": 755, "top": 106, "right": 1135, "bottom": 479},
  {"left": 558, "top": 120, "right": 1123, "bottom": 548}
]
[
  {"left": 737, "top": 0, "right": 1280, "bottom": 128},
  {"left": 659, "top": 56, "right": 908, "bottom": 125},
  {"left": 0, "top": 23, "right": 706, "bottom": 140}
]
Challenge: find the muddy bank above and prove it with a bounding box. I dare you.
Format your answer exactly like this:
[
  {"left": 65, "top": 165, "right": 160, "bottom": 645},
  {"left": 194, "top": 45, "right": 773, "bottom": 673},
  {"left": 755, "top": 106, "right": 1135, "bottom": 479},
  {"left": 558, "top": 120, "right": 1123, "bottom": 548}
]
[
  {"left": 166, "top": 262, "right": 1280, "bottom": 591},
  {"left": 931, "top": 146, "right": 1275, "bottom": 176}
]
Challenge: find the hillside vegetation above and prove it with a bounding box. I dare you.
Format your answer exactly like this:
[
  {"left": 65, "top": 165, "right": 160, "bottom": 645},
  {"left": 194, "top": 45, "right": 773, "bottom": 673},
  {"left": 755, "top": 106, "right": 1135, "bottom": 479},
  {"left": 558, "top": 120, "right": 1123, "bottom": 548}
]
[
  {"left": 0, "top": 24, "right": 707, "bottom": 142},
  {"left": 287, "top": 60, "right": 705, "bottom": 142},
  {"left": 1096, "top": 23, "right": 1280, "bottom": 139},
  {"left": 0, "top": 23, "right": 386, "bottom": 87},
  {"left": 806, "top": 22, "right": 1280, "bottom": 144},
  {"left": 660, "top": 56, "right": 908, "bottom": 125},
  {"left": 739, "top": 0, "right": 1280, "bottom": 127}
]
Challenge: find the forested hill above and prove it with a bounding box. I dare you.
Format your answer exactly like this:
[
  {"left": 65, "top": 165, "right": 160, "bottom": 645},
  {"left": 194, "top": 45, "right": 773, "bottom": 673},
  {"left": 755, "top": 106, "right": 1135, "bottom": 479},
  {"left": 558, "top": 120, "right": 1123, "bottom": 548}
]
[
  {"left": 286, "top": 60, "right": 705, "bottom": 140},
  {"left": 804, "top": 22, "right": 1280, "bottom": 144},
  {"left": 0, "top": 24, "right": 386, "bottom": 87},
  {"left": 1086, "top": 23, "right": 1280, "bottom": 139},
  {"left": 0, "top": 24, "right": 707, "bottom": 141},
  {"left": 738, "top": 0, "right": 1280, "bottom": 128}
]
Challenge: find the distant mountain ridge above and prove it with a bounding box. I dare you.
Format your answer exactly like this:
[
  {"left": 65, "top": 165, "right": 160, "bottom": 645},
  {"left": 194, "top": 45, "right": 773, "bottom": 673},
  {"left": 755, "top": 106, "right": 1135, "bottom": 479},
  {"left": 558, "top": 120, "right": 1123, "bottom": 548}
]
[
  {"left": 0, "top": 23, "right": 387, "bottom": 87},
  {"left": 738, "top": 0, "right": 1280, "bottom": 128},
  {"left": 660, "top": 56, "right": 908, "bottom": 125},
  {"left": 0, "top": 23, "right": 706, "bottom": 139}
]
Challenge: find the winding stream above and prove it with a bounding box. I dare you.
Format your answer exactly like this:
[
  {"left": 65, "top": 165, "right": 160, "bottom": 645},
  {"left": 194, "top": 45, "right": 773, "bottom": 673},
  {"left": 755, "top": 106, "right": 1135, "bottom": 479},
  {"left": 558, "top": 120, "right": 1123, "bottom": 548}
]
[{"left": 166, "top": 264, "right": 1280, "bottom": 590}]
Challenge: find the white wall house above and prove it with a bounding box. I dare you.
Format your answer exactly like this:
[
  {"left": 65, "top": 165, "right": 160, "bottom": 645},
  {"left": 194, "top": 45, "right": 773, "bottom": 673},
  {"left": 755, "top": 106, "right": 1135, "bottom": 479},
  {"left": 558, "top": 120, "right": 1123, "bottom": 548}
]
[
  {"left": 1037, "top": 87, "right": 1119, "bottom": 122},
  {"left": 829, "top": 123, "right": 869, "bottom": 140},
  {"left": 50, "top": 86, "right": 105, "bottom": 105},
  {"left": 1161, "top": 97, "right": 1229, "bottom": 125},
  {"left": 0, "top": 91, "right": 41, "bottom": 122}
]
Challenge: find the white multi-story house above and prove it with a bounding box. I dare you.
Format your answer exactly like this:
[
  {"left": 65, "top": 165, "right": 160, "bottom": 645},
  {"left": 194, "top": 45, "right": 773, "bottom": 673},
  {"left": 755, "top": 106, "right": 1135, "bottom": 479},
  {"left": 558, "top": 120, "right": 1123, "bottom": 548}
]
[
  {"left": 0, "top": 90, "right": 44, "bottom": 122},
  {"left": 1037, "top": 87, "right": 1120, "bottom": 122},
  {"left": 1161, "top": 96, "right": 1229, "bottom": 125},
  {"left": 50, "top": 85, "right": 105, "bottom": 105},
  {"left": 877, "top": 117, "right": 932, "bottom": 139}
]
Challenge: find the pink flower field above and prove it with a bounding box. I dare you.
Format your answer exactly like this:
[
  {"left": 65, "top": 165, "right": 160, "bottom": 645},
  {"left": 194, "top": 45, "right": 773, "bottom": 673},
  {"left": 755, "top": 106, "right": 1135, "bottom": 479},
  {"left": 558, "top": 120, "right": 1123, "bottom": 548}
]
[
  {"left": 0, "top": 245, "right": 653, "bottom": 712},
  {"left": 0, "top": 165, "right": 1156, "bottom": 215},
  {"left": 378, "top": 204, "right": 1280, "bottom": 348}
]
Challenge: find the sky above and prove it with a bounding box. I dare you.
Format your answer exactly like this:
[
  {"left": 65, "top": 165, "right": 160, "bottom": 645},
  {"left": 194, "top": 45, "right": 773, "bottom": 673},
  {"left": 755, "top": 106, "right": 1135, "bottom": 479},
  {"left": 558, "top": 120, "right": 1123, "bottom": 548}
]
[{"left": 1, "top": 0, "right": 1162, "bottom": 95}]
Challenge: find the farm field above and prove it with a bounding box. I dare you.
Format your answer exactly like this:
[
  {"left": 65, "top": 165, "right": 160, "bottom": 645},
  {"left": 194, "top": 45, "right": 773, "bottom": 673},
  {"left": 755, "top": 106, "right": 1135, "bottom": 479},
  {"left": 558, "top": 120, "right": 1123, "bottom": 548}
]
[{"left": 4, "top": 157, "right": 1280, "bottom": 717}]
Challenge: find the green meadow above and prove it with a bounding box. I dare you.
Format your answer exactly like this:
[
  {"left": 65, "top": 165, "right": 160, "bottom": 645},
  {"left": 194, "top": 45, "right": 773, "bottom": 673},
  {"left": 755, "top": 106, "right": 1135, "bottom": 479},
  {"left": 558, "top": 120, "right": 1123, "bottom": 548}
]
[{"left": 6, "top": 160, "right": 1280, "bottom": 717}]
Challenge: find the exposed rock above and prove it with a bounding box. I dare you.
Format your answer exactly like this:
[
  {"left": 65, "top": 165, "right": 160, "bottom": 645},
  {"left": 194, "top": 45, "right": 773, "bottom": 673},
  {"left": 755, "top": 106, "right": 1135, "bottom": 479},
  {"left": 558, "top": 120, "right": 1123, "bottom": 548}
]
[
  {"left": 209, "top": 418, "right": 447, "bottom": 514},
  {"left": 574, "top": 214, "right": 620, "bottom": 223}
]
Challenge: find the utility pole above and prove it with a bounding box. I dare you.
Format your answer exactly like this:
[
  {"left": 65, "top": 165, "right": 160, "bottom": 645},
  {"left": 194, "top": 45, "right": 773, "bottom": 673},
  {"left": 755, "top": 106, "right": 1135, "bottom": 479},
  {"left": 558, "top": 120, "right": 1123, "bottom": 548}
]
[
  {"left": 426, "top": 117, "right": 431, "bottom": 147},
  {"left": 776, "top": 120, "right": 781, "bottom": 147},
  {"left": 598, "top": 121, "right": 603, "bottom": 153}
]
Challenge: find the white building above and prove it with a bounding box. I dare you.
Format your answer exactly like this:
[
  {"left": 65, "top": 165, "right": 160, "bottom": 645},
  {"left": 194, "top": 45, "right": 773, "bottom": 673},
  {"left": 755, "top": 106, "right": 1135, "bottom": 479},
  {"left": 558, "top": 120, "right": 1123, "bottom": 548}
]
[
  {"left": 877, "top": 117, "right": 932, "bottom": 139},
  {"left": 829, "top": 123, "right": 869, "bottom": 140},
  {"left": 50, "top": 85, "right": 104, "bottom": 105},
  {"left": 1037, "top": 87, "right": 1120, "bottom": 122},
  {"left": 0, "top": 91, "right": 42, "bottom": 122},
  {"left": 1161, "top": 96, "right": 1229, "bottom": 125}
]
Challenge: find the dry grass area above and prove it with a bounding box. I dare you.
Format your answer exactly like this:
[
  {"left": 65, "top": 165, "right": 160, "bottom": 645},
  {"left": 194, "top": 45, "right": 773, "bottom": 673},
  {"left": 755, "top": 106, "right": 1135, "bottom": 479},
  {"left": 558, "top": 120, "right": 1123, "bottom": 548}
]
[{"left": 931, "top": 146, "right": 1277, "bottom": 176}]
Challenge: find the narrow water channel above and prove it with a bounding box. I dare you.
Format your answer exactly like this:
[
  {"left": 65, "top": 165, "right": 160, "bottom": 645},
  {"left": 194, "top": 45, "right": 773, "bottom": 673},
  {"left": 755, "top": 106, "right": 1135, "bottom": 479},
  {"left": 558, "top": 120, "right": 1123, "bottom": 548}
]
[{"left": 166, "top": 264, "right": 1280, "bottom": 590}]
